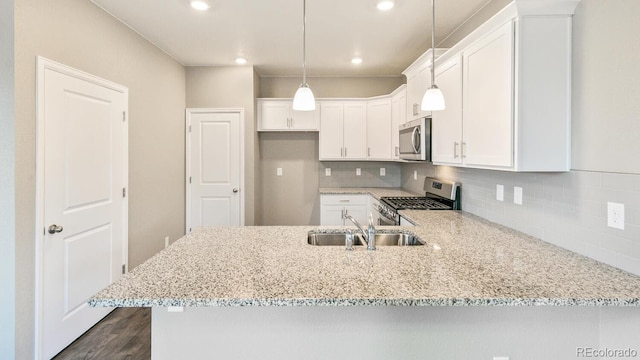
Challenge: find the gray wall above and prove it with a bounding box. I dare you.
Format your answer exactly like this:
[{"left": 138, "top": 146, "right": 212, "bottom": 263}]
[
  {"left": 402, "top": 0, "right": 640, "bottom": 276},
  {"left": 0, "top": 0, "right": 15, "bottom": 357},
  {"left": 259, "top": 76, "right": 404, "bottom": 98},
  {"left": 14, "top": 0, "right": 186, "bottom": 357},
  {"left": 185, "top": 66, "right": 258, "bottom": 225},
  {"left": 257, "top": 77, "right": 405, "bottom": 225}
]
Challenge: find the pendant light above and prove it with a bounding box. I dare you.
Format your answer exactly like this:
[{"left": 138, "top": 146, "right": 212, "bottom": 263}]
[
  {"left": 292, "top": 0, "right": 316, "bottom": 111},
  {"left": 421, "top": 0, "right": 445, "bottom": 111}
]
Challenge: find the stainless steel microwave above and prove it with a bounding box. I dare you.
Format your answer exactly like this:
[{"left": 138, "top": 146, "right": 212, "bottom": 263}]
[{"left": 399, "top": 117, "right": 431, "bottom": 161}]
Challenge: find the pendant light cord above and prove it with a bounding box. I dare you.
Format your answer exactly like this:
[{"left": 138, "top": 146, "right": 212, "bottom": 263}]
[
  {"left": 302, "top": 0, "right": 307, "bottom": 84},
  {"left": 430, "top": 0, "right": 435, "bottom": 87}
]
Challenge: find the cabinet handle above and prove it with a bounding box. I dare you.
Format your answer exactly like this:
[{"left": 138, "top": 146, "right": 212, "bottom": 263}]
[
  {"left": 339, "top": 200, "right": 350, "bottom": 203},
  {"left": 291, "top": 117, "right": 294, "bottom": 128},
  {"left": 341, "top": 147, "right": 344, "bottom": 157},
  {"left": 395, "top": 146, "right": 399, "bottom": 156},
  {"left": 454, "top": 142, "right": 459, "bottom": 158},
  {"left": 368, "top": 147, "right": 371, "bottom": 157},
  {"left": 413, "top": 103, "right": 419, "bottom": 116},
  {"left": 462, "top": 142, "right": 467, "bottom": 158},
  {"left": 344, "top": 147, "right": 347, "bottom": 157}
]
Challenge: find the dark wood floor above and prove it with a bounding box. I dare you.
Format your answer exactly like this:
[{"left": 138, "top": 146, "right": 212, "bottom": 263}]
[{"left": 53, "top": 307, "right": 151, "bottom": 360}]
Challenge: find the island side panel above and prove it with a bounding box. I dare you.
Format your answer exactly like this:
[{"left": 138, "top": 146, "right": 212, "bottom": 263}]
[{"left": 149, "top": 306, "right": 640, "bottom": 359}]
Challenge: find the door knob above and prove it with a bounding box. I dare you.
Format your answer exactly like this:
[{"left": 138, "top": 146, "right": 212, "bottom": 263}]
[
  {"left": 48, "top": 224, "right": 64, "bottom": 234},
  {"left": 232, "top": 188, "right": 239, "bottom": 193}
]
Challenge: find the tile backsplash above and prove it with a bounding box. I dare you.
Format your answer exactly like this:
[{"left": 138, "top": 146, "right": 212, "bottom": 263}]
[
  {"left": 402, "top": 163, "right": 640, "bottom": 276},
  {"left": 319, "top": 162, "right": 401, "bottom": 188}
]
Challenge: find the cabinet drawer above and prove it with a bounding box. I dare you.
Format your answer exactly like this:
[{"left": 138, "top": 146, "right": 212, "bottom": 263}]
[{"left": 320, "top": 194, "right": 367, "bottom": 206}]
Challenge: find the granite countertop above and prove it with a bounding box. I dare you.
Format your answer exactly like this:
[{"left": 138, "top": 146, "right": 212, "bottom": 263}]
[
  {"left": 319, "top": 187, "right": 419, "bottom": 199},
  {"left": 90, "top": 211, "right": 640, "bottom": 308}
]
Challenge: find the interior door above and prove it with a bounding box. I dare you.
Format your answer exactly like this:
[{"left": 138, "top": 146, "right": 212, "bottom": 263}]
[
  {"left": 38, "top": 58, "right": 128, "bottom": 359},
  {"left": 187, "top": 109, "right": 243, "bottom": 231}
]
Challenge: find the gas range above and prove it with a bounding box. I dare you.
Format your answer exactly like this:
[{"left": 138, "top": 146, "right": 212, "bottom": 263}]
[{"left": 377, "top": 178, "right": 460, "bottom": 225}]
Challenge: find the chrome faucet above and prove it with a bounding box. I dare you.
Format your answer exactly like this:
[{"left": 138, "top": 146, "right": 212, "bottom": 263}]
[{"left": 342, "top": 211, "right": 376, "bottom": 251}]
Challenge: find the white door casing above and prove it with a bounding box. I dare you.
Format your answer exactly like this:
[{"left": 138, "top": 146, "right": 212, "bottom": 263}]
[
  {"left": 186, "top": 109, "right": 244, "bottom": 232},
  {"left": 35, "top": 57, "right": 128, "bottom": 359}
]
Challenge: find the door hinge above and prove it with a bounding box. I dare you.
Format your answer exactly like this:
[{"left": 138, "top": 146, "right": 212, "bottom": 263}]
[
  {"left": 122, "top": 264, "right": 126, "bottom": 274},
  {"left": 122, "top": 111, "right": 126, "bottom": 122},
  {"left": 122, "top": 187, "right": 126, "bottom": 198}
]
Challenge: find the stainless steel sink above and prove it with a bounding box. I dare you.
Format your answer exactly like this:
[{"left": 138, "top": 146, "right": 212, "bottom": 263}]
[{"left": 307, "top": 231, "right": 423, "bottom": 246}]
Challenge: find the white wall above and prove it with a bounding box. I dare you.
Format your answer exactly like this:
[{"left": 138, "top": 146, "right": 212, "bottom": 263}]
[
  {"left": 402, "top": 0, "right": 640, "bottom": 276},
  {"left": 14, "top": 0, "right": 186, "bottom": 357},
  {"left": 0, "top": 0, "right": 16, "bottom": 358}
]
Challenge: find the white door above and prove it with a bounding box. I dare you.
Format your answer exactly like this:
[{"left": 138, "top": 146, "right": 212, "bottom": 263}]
[
  {"left": 37, "top": 58, "right": 128, "bottom": 359},
  {"left": 187, "top": 109, "right": 244, "bottom": 231}
]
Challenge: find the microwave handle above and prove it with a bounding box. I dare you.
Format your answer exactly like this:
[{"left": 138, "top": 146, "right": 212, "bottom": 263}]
[{"left": 411, "top": 127, "right": 421, "bottom": 154}]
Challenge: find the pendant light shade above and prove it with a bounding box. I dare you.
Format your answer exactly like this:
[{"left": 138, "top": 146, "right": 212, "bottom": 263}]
[
  {"left": 292, "top": 0, "right": 316, "bottom": 111},
  {"left": 293, "top": 83, "right": 316, "bottom": 111},
  {"left": 422, "top": 85, "right": 445, "bottom": 111},
  {"left": 421, "top": 0, "right": 445, "bottom": 111}
]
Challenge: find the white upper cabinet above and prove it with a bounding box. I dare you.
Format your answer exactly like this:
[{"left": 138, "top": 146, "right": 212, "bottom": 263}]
[
  {"left": 429, "top": 0, "right": 577, "bottom": 172},
  {"left": 462, "top": 21, "right": 514, "bottom": 168},
  {"left": 391, "top": 85, "right": 407, "bottom": 160},
  {"left": 431, "top": 56, "right": 463, "bottom": 165},
  {"left": 258, "top": 99, "right": 319, "bottom": 131},
  {"left": 366, "top": 98, "right": 392, "bottom": 160},
  {"left": 319, "top": 101, "right": 367, "bottom": 160}
]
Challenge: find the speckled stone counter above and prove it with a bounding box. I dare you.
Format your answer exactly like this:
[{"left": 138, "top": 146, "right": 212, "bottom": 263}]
[
  {"left": 319, "top": 187, "right": 419, "bottom": 199},
  {"left": 90, "top": 211, "right": 640, "bottom": 307}
]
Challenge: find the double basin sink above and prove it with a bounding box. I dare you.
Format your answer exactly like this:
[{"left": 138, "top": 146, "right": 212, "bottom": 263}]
[{"left": 307, "top": 231, "right": 423, "bottom": 247}]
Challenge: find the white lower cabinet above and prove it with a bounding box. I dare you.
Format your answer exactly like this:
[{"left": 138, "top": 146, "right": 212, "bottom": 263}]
[{"left": 320, "top": 194, "right": 368, "bottom": 226}]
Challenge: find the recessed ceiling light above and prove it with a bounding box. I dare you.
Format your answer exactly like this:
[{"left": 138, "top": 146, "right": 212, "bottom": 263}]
[
  {"left": 376, "top": 1, "right": 395, "bottom": 11},
  {"left": 190, "top": 1, "right": 210, "bottom": 11},
  {"left": 351, "top": 57, "right": 363, "bottom": 65},
  {"left": 235, "top": 57, "right": 248, "bottom": 65}
]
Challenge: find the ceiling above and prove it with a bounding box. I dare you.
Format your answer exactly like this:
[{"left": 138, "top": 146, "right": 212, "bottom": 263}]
[{"left": 90, "top": 0, "right": 493, "bottom": 76}]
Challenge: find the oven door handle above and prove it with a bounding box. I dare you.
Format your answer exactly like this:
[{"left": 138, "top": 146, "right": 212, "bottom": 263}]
[{"left": 411, "top": 127, "right": 421, "bottom": 154}]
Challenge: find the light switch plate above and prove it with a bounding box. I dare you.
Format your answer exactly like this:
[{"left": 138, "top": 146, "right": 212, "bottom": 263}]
[
  {"left": 514, "top": 186, "right": 523, "bottom": 205},
  {"left": 607, "top": 202, "right": 625, "bottom": 230},
  {"left": 380, "top": 168, "right": 386, "bottom": 176},
  {"left": 496, "top": 184, "right": 504, "bottom": 202},
  {"left": 276, "top": 168, "right": 283, "bottom": 176},
  {"left": 325, "top": 168, "right": 331, "bottom": 176},
  {"left": 356, "top": 168, "right": 361, "bottom": 176}
]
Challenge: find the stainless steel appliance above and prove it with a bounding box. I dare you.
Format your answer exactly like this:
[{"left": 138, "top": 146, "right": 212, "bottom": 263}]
[
  {"left": 399, "top": 117, "right": 431, "bottom": 161},
  {"left": 377, "top": 177, "right": 460, "bottom": 226}
]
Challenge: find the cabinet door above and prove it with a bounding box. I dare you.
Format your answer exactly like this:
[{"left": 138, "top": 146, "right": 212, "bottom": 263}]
[
  {"left": 406, "top": 72, "right": 421, "bottom": 121},
  {"left": 432, "top": 56, "right": 463, "bottom": 165},
  {"left": 291, "top": 104, "right": 319, "bottom": 130},
  {"left": 259, "top": 101, "right": 290, "bottom": 130},
  {"left": 320, "top": 206, "right": 345, "bottom": 226},
  {"left": 343, "top": 204, "right": 368, "bottom": 227},
  {"left": 342, "top": 102, "right": 367, "bottom": 159},
  {"left": 416, "top": 65, "right": 433, "bottom": 119},
  {"left": 463, "top": 21, "right": 514, "bottom": 168},
  {"left": 366, "top": 99, "right": 392, "bottom": 160},
  {"left": 391, "top": 90, "right": 406, "bottom": 160},
  {"left": 319, "top": 102, "right": 344, "bottom": 160}
]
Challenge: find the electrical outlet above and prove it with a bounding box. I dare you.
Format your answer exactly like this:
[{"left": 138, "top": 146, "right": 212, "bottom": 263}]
[
  {"left": 325, "top": 168, "right": 331, "bottom": 176},
  {"left": 413, "top": 170, "right": 418, "bottom": 180},
  {"left": 277, "top": 168, "right": 283, "bottom": 176},
  {"left": 514, "top": 186, "right": 523, "bottom": 205},
  {"left": 356, "top": 168, "right": 361, "bottom": 176},
  {"left": 607, "top": 202, "right": 625, "bottom": 230},
  {"left": 164, "top": 236, "right": 169, "bottom": 248},
  {"left": 380, "top": 168, "right": 386, "bottom": 176},
  {"left": 496, "top": 184, "right": 504, "bottom": 202}
]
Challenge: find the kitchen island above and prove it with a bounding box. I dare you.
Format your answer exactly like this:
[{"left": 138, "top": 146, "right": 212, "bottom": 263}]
[{"left": 91, "top": 211, "right": 640, "bottom": 359}]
